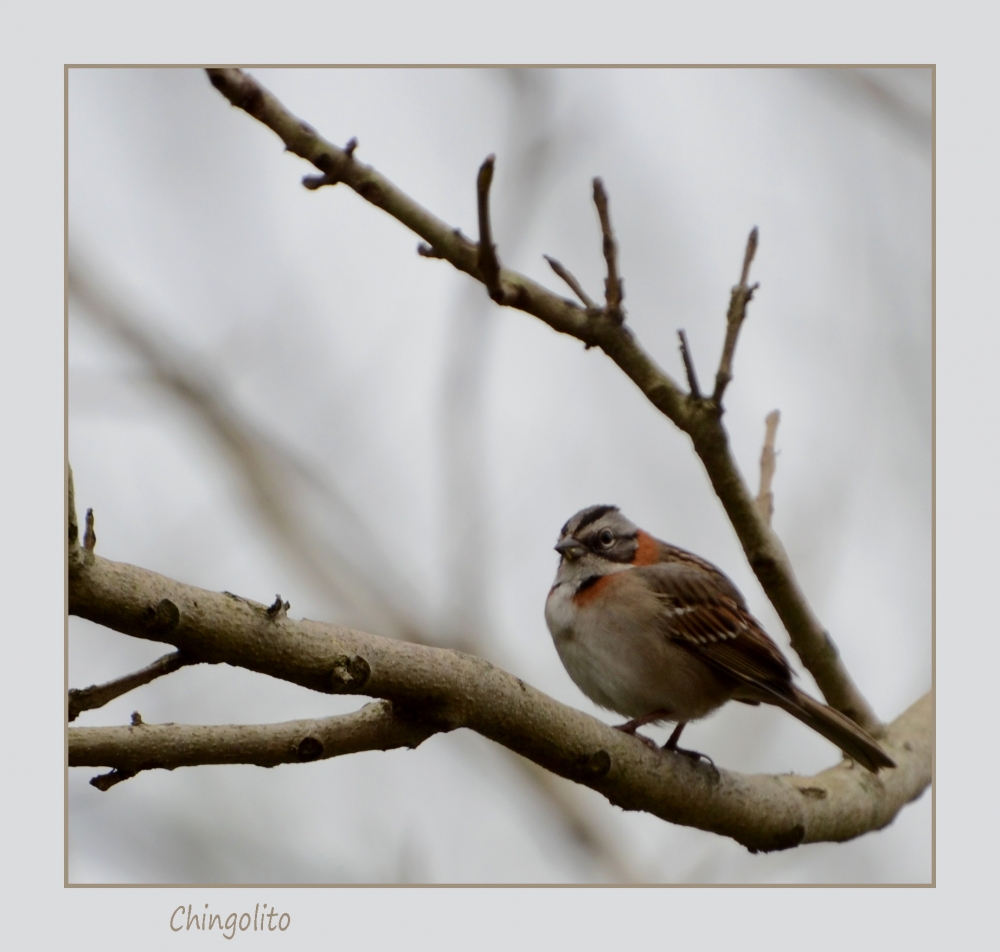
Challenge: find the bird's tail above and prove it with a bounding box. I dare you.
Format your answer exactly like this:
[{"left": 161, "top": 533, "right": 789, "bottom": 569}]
[{"left": 771, "top": 685, "right": 896, "bottom": 773}]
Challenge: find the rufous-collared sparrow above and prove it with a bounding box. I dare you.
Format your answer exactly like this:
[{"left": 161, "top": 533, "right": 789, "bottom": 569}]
[{"left": 544, "top": 505, "right": 895, "bottom": 772}]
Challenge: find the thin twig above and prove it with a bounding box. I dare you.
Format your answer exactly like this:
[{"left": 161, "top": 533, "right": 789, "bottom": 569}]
[
  {"left": 544, "top": 255, "right": 597, "bottom": 310},
  {"left": 713, "top": 227, "right": 760, "bottom": 405},
  {"left": 476, "top": 154, "right": 504, "bottom": 301},
  {"left": 592, "top": 178, "right": 624, "bottom": 324},
  {"left": 69, "top": 650, "right": 196, "bottom": 722},
  {"left": 677, "top": 329, "right": 702, "bottom": 399},
  {"left": 756, "top": 410, "right": 781, "bottom": 527}
]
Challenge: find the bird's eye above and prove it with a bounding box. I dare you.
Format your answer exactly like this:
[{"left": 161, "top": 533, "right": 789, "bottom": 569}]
[{"left": 598, "top": 528, "right": 615, "bottom": 547}]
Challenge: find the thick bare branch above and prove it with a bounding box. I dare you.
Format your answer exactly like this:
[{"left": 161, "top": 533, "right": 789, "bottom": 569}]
[
  {"left": 69, "top": 551, "right": 930, "bottom": 852},
  {"left": 203, "top": 69, "right": 884, "bottom": 733},
  {"left": 756, "top": 410, "right": 781, "bottom": 527},
  {"left": 69, "top": 650, "right": 196, "bottom": 722}
]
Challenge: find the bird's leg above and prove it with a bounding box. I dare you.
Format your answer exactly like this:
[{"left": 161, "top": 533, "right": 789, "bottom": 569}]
[
  {"left": 663, "top": 722, "right": 715, "bottom": 768},
  {"left": 614, "top": 710, "right": 671, "bottom": 751},
  {"left": 663, "top": 722, "right": 687, "bottom": 749}
]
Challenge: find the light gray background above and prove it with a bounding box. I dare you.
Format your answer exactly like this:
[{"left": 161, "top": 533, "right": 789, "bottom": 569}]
[{"left": 68, "top": 67, "right": 930, "bottom": 884}]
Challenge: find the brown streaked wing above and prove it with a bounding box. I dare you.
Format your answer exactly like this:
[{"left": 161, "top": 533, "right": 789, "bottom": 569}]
[
  {"left": 632, "top": 562, "right": 794, "bottom": 690},
  {"left": 653, "top": 542, "right": 749, "bottom": 606}
]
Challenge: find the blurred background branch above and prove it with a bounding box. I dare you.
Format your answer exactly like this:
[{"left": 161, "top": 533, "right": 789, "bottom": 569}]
[{"left": 70, "top": 261, "right": 428, "bottom": 643}]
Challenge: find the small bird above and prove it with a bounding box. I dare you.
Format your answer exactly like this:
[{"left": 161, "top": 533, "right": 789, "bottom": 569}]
[{"left": 544, "top": 505, "right": 895, "bottom": 772}]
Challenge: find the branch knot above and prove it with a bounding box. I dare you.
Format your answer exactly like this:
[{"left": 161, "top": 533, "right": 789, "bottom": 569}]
[{"left": 330, "top": 655, "right": 371, "bottom": 692}]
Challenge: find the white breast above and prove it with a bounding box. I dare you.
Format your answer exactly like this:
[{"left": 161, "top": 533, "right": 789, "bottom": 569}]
[{"left": 544, "top": 575, "right": 734, "bottom": 723}]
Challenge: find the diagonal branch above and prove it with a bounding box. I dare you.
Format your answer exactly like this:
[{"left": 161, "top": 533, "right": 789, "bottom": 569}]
[
  {"left": 69, "top": 550, "right": 931, "bottom": 853},
  {"left": 204, "top": 68, "right": 884, "bottom": 733},
  {"left": 69, "top": 650, "right": 196, "bottom": 722}
]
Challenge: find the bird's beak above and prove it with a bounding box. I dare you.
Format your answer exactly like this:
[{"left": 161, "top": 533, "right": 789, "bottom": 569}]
[{"left": 555, "top": 537, "right": 586, "bottom": 560}]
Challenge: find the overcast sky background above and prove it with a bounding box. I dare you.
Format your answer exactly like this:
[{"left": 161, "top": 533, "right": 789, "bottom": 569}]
[{"left": 68, "top": 67, "right": 931, "bottom": 884}]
